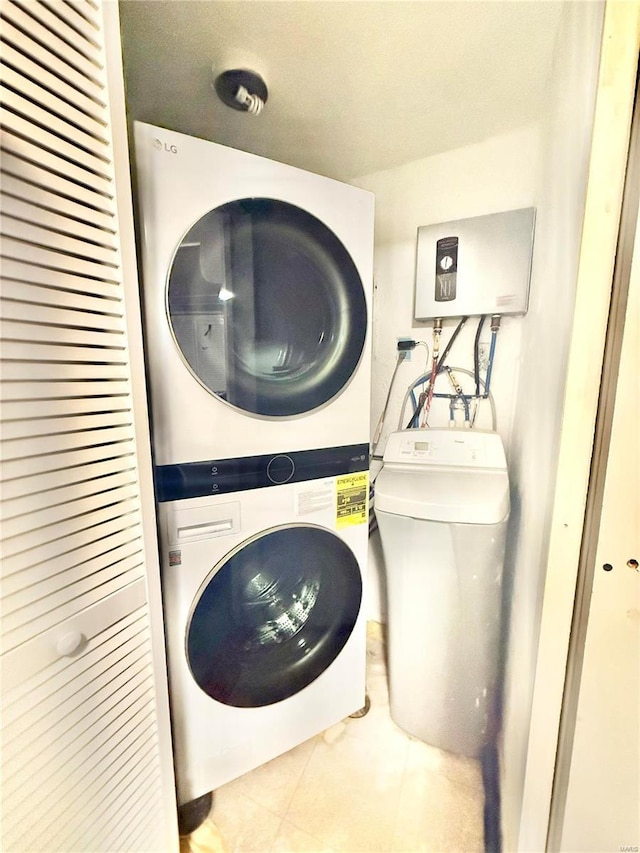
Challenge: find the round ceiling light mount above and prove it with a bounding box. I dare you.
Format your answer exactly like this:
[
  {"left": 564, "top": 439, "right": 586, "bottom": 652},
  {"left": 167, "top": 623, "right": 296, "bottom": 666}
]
[{"left": 214, "top": 68, "right": 268, "bottom": 116}]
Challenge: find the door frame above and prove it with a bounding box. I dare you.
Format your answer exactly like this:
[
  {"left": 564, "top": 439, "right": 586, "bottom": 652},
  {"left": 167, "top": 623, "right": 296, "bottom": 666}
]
[
  {"left": 517, "top": 3, "right": 640, "bottom": 849},
  {"left": 547, "top": 55, "right": 640, "bottom": 850}
]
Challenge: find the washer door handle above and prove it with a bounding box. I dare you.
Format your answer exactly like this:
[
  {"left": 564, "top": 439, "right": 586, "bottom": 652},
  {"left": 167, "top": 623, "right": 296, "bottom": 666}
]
[{"left": 178, "top": 518, "right": 234, "bottom": 541}]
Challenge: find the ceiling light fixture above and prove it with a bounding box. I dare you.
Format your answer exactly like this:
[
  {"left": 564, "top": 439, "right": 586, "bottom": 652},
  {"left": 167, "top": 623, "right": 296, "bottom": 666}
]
[{"left": 213, "top": 66, "right": 268, "bottom": 116}]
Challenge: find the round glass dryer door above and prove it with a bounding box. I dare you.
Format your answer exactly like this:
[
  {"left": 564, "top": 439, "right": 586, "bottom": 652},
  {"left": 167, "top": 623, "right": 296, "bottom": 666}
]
[
  {"left": 186, "top": 525, "right": 362, "bottom": 707},
  {"left": 167, "top": 199, "right": 367, "bottom": 417}
]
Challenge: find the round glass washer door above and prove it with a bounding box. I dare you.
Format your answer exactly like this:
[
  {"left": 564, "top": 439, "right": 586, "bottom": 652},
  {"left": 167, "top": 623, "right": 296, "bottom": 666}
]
[
  {"left": 167, "top": 198, "right": 367, "bottom": 417},
  {"left": 186, "top": 525, "right": 362, "bottom": 708}
]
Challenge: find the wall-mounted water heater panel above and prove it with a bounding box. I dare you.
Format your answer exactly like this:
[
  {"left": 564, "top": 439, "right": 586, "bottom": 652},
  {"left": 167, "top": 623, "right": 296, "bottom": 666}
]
[{"left": 414, "top": 207, "right": 536, "bottom": 320}]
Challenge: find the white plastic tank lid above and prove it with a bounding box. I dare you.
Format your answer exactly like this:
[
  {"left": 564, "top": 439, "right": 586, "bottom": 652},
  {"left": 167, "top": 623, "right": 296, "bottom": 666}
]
[
  {"left": 374, "top": 429, "right": 509, "bottom": 525},
  {"left": 382, "top": 428, "right": 507, "bottom": 470}
]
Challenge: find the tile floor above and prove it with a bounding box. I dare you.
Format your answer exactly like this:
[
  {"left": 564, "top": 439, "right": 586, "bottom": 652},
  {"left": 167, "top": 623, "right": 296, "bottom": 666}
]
[{"left": 182, "top": 622, "right": 485, "bottom": 853}]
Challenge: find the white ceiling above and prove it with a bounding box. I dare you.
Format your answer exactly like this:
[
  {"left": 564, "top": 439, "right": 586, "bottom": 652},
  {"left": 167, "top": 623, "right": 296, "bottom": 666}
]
[{"left": 119, "top": 1, "right": 563, "bottom": 182}]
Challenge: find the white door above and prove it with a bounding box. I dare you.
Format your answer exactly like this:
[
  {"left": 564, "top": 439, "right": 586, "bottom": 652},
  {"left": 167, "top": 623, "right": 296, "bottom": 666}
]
[
  {"left": 0, "top": 1, "right": 178, "bottom": 850},
  {"left": 557, "top": 109, "right": 640, "bottom": 851}
]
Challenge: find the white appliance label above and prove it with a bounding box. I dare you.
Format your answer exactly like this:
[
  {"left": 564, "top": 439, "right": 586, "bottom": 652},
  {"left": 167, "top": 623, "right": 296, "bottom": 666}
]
[{"left": 295, "top": 478, "right": 334, "bottom": 516}]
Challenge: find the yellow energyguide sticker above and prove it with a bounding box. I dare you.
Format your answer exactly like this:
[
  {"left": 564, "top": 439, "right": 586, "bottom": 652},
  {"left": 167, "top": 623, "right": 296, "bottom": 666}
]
[{"left": 336, "top": 472, "right": 369, "bottom": 528}]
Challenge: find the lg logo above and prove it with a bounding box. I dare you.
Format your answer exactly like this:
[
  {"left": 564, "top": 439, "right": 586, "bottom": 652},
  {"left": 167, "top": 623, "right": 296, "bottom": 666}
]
[{"left": 153, "top": 138, "right": 178, "bottom": 154}]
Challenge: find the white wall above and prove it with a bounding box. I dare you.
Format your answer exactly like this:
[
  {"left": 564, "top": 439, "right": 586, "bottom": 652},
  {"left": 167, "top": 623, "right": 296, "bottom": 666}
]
[
  {"left": 498, "top": 3, "right": 604, "bottom": 850},
  {"left": 351, "top": 125, "right": 542, "bottom": 621},
  {"left": 353, "top": 125, "right": 542, "bottom": 452}
]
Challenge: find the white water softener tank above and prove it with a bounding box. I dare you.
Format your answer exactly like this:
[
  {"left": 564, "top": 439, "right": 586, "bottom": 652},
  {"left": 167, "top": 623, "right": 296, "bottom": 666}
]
[{"left": 375, "top": 429, "right": 510, "bottom": 757}]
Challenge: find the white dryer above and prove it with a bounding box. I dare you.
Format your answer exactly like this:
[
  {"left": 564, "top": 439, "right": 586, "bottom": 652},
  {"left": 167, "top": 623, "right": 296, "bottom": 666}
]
[
  {"left": 134, "top": 123, "right": 374, "bottom": 467},
  {"left": 157, "top": 448, "right": 369, "bottom": 805}
]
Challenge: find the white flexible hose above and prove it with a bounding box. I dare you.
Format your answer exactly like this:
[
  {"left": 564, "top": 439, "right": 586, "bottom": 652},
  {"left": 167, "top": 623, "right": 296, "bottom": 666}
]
[
  {"left": 372, "top": 356, "right": 403, "bottom": 457},
  {"left": 397, "top": 366, "right": 497, "bottom": 432}
]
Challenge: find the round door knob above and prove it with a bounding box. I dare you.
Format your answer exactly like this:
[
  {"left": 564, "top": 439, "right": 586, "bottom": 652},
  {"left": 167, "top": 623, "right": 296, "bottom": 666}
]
[{"left": 56, "top": 631, "right": 86, "bottom": 658}]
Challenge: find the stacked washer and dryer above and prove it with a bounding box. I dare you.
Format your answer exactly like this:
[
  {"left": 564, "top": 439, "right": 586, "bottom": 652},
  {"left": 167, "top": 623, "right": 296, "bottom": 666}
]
[{"left": 134, "top": 123, "right": 374, "bottom": 806}]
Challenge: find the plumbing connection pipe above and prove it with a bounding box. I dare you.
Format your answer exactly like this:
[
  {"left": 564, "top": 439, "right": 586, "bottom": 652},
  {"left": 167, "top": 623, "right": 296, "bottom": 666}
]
[{"left": 483, "top": 315, "right": 501, "bottom": 398}]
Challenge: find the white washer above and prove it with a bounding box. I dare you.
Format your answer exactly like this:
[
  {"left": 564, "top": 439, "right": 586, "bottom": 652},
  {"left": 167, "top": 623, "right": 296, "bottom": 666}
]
[
  {"left": 134, "top": 122, "right": 374, "bottom": 467},
  {"left": 159, "top": 457, "right": 369, "bottom": 805}
]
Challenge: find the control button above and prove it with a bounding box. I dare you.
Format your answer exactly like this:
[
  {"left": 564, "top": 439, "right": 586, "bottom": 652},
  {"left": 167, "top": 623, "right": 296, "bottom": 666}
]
[{"left": 267, "top": 454, "right": 295, "bottom": 484}]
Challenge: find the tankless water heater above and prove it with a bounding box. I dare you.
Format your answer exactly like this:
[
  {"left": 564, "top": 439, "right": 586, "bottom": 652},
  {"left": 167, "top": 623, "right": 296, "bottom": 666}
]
[{"left": 414, "top": 207, "right": 535, "bottom": 320}]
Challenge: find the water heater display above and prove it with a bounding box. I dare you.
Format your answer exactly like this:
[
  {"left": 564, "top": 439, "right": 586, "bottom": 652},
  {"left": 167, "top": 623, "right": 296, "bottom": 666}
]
[
  {"left": 415, "top": 207, "right": 535, "bottom": 320},
  {"left": 435, "top": 236, "right": 458, "bottom": 302}
]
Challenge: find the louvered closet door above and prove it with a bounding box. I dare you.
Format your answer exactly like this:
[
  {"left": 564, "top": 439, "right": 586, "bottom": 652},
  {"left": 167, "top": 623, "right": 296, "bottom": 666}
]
[{"left": 0, "top": 1, "right": 177, "bottom": 851}]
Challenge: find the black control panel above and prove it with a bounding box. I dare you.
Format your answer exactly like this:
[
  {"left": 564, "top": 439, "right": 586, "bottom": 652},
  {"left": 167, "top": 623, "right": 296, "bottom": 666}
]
[
  {"left": 155, "top": 444, "right": 370, "bottom": 502},
  {"left": 435, "top": 235, "right": 458, "bottom": 302}
]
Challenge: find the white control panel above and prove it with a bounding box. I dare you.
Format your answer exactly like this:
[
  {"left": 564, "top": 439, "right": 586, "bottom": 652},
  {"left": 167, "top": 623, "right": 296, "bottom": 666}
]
[{"left": 383, "top": 429, "right": 507, "bottom": 470}]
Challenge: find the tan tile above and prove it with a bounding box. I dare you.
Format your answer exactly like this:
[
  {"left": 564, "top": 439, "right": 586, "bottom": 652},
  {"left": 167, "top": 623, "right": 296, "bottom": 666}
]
[
  {"left": 366, "top": 672, "right": 390, "bottom": 708},
  {"left": 405, "top": 738, "right": 483, "bottom": 794},
  {"left": 271, "top": 819, "right": 336, "bottom": 852},
  {"left": 209, "top": 622, "right": 484, "bottom": 853},
  {"left": 366, "top": 620, "right": 386, "bottom": 645},
  {"left": 219, "top": 736, "right": 318, "bottom": 818},
  {"left": 342, "top": 698, "right": 409, "bottom": 748},
  {"left": 390, "top": 754, "right": 484, "bottom": 853},
  {"left": 365, "top": 661, "right": 390, "bottom": 709},
  {"left": 212, "top": 787, "right": 281, "bottom": 852},
  {"left": 342, "top": 632, "right": 404, "bottom": 747},
  {"left": 366, "top": 621, "right": 387, "bottom": 665},
  {"left": 322, "top": 720, "right": 349, "bottom": 746},
  {"left": 285, "top": 728, "right": 409, "bottom": 852},
  {"left": 180, "top": 818, "right": 228, "bottom": 853}
]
